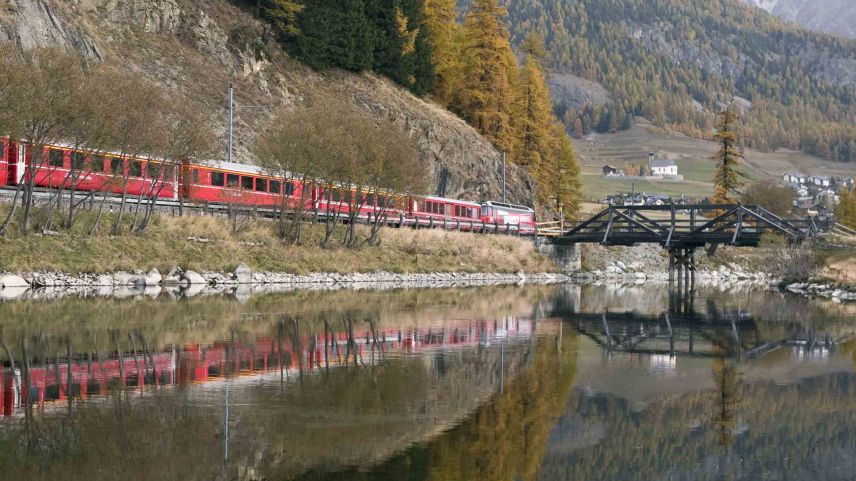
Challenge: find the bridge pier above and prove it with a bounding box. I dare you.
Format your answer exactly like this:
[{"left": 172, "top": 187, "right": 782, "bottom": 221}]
[
  {"left": 535, "top": 238, "right": 581, "bottom": 274},
  {"left": 668, "top": 247, "right": 696, "bottom": 290}
]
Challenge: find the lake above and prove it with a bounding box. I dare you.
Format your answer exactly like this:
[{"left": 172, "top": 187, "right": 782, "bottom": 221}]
[{"left": 0, "top": 284, "right": 854, "bottom": 481}]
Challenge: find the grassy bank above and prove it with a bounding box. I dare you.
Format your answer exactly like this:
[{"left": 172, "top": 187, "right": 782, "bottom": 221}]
[{"left": 0, "top": 210, "right": 556, "bottom": 275}]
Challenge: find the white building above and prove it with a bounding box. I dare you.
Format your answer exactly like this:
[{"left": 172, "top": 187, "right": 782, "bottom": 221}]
[{"left": 650, "top": 159, "right": 678, "bottom": 177}]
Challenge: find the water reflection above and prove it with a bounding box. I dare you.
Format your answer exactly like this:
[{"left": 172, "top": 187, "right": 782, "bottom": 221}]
[{"left": 0, "top": 284, "right": 854, "bottom": 481}]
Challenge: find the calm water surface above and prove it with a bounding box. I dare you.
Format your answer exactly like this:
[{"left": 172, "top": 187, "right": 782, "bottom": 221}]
[{"left": 0, "top": 284, "right": 854, "bottom": 481}]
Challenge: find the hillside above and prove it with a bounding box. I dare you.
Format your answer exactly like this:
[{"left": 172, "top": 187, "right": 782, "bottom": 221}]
[
  {"left": 743, "top": 0, "right": 856, "bottom": 39},
  {"left": 0, "top": 0, "right": 536, "bottom": 206},
  {"left": 485, "top": 0, "right": 856, "bottom": 163},
  {"left": 576, "top": 119, "right": 855, "bottom": 200}
]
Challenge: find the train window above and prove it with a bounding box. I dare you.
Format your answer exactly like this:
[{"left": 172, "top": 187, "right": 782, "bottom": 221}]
[
  {"left": 254, "top": 178, "right": 267, "bottom": 192},
  {"left": 91, "top": 156, "right": 105, "bottom": 172},
  {"left": 438, "top": 203, "right": 445, "bottom": 215},
  {"left": 211, "top": 171, "right": 225, "bottom": 186},
  {"left": 269, "top": 180, "right": 281, "bottom": 194},
  {"left": 110, "top": 158, "right": 123, "bottom": 174},
  {"left": 365, "top": 194, "right": 375, "bottom": 207},
  {"left": 241, "top": 176, "right": 253, "bottom": 190},
  {"left": 192, "top": 169, "right": 199, "bottom": 184},
  {"left": 146, "top": 162, "right": 160, "bottom": 179},
  {"left": 227, "top": 173, "right": 239, "bottom": 187},
  {"left": 48, "top": 149, "right": 64, "bottom": 167},
  {"left": 129, "top": 161, "right": 142, "bottom": 177},
  {"left": 71, "top": 152, "right": 85, "bottom": 170},
  {"left": 481, "top": 206, "right": 490, "bottom": 216},
  {"left": 284, "top": 181, "right": 295, "bottom": 196}
]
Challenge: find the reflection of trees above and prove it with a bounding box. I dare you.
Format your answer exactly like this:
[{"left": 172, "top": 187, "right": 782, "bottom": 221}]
[
  {"left": 711, "top": 357, "right": 744, "bottom": 449},
  {"left": 537, "top": 373, "right": 856, "bottom": 481},
  {"left": 293, "top": 331, "right": 579, "bottom": 481}
]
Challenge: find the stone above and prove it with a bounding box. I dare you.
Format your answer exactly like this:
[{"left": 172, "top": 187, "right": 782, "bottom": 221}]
[
  {"left": 0, "top": 274, "right": 29, "bottom": 288},
  {"left": 234, "top": 263, "right": 252, "bottom": 284},
  {"left": 95, "top": 275, "right": 114, "bottom": 286},
  {"left": 182, "top": 270, "right": 207, "bottom": 285},
  {"left": 143, "top": 268, "right": 162, "bottom": 286}
]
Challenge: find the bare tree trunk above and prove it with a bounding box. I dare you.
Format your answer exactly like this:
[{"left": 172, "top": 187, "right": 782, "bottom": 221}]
[
  {"left": 0, "top": 181, "right": 24, "bottom": 235},
  {"left": 112, "top": 177, "right": 130, "bottom": 235}
]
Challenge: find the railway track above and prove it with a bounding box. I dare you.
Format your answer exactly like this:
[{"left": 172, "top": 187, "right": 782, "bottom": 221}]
[{"left": 0, "top": 186, "right": 535, "bottom": 235}]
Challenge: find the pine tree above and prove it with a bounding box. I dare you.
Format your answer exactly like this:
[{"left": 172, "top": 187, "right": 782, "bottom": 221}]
[
  {"left": 423, "top": 0, "right": 461, "bottom": 106},
  {"left": 456, "top": 0, "right": 519, "bottom": 157},
  {"left": 514, "top": 33, "right": 554, "bottom": 168},
  {"left": 368, "top": 0, "right": 435, "bottom": 95},
  {"left": 293, "top": 0, "right": 374, "bottom": 71},
  {"left": 711, "top": 108, "right": 744, "bottom": 205}
]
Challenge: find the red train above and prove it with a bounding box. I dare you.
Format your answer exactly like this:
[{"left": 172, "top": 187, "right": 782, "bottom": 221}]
[{"left": 0, "top": 140, "right": 538, "bottom": 233}]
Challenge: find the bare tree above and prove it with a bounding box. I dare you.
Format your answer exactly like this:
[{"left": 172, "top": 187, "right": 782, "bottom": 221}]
[
  {"left": 254, "top": 94, "right": 353, "bottom": 245},
  {"left": 0, "top": 45, "right": 99, "bottom": 234}
]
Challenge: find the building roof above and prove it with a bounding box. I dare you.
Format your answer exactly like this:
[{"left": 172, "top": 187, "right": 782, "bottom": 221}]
[{"left": 650, "top": 159, "right": 676, "bottom": 168}]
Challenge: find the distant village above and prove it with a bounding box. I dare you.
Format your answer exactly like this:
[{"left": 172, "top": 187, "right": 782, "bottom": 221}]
[{"left": 601, "top": 152, "right": 855, "bottom": 214}]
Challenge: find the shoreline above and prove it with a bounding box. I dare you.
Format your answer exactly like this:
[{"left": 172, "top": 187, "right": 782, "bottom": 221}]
[
  {"left": 1, "top": 264, "right": 853, "bottom": 303},
  {"left": 0, "top": 268, "right": 571, "bottom": 301}
]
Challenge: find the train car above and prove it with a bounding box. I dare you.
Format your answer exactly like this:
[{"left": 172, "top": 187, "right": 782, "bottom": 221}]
[
  {"left": 181, "top": 160, "right": 310, "bottom": 210},
  {"left": 11, "top": 143, "right": 180, "bottom": 200},
  {"left": 480, "top": 201, "right": 537, "bottom": 233},
  {"left": 316, "top": 185, "right": 406, "bottom": 222},
  {"left": 408, "top": 196, "right": 482, "bottom": 229}
]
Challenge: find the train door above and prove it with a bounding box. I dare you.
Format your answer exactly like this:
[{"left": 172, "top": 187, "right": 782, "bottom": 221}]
[
  {"left": 0, "top": 140, "right": 7, "bottom": 187},
  {"left": 6, "top": 143, "right": 25, "bottom": 186}
]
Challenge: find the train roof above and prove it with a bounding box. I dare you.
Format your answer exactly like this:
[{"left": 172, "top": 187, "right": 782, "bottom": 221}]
[
  {"left": 482, "top": 201, "right": 535, "bottom": 212},
  {"left": 423, "top": 195, "right": 481, "bottom": 207}
]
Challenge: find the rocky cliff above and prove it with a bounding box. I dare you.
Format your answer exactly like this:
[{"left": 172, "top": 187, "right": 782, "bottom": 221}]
[
  {"left": 0, "top": 0, "right": 536, "bottom": 205},
  {"left": 743, "top": 0, "right": 856, "bottom": 39}
]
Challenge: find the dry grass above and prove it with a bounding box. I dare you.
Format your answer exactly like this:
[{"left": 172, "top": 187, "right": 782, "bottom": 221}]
[{"left": 0, "top": 209, "right": 556, "bottom": 274}]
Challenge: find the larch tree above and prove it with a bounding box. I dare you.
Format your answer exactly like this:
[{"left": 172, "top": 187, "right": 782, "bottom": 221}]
[
  {"left": 514, "top": 33, "right": 553, "bottom": 168},
  {"left": 423, "top": 0, "right": 462, "bottom": 106},
  {"left": 367, "top": 0, "right": 434, "bottom": 95},
  {"left": 836, "top": 187, "right": 856, "bottom": 229},
  {"left": 536, "top": 123, "right": 581, "bottom": 219},
  {"left": 456, "top": 0, "right": 519, "bottom": 157},
  {"left": 711, "top": 108, "right": 745, "bottom": 205}
]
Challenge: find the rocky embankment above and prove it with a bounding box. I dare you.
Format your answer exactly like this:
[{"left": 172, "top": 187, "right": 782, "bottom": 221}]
[
  {"left": 576, "top": 244, "right": 779, "bottom": 287},
  {"left": 785, "top": 282, "right": 856, "bottom": 303},
  {"left": 0, "top": 265, "right": 568, "bottom": 301}
]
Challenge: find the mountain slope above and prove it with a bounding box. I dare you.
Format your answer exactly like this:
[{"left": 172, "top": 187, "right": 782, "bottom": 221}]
[
  {"left": 483, "top": 0, "right": 856, "bottom": 162},
  {"left": 0, "top": 0, "right": 536, "bottom": 205},
  {"left": 743, "top": 0, "right": 856, "bottom": 39}
]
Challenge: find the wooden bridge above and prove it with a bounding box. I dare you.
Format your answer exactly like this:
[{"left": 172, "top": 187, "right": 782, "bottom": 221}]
[{"left": 543, "top": 204, "right": 819, "bottom": 285}]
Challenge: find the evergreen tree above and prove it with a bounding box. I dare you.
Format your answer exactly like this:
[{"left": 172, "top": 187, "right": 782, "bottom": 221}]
[
  {"left": 368, "top": 0, "right": 435, "bottom": 95},
  {"left": 456, "top": 0, "right": 519, "bottom": 157},
  {"left": 423, "top": 0, "right": 461, "bottom": 106},
  {"left": 513, "top": 33, "right": 554, "bottom": 168},
  {"left": 711, "top": 108, "right": 744, "bottom": 205},
  {"left": 293, "top": 0, "right": 374, "bottom": 71}
]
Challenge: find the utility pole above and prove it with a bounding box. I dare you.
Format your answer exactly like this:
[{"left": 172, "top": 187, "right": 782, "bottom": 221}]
[
  {"left": 227, "top": 84, "right": 234, "bottom": 164},
  {"left": 501, "top": 151, "right": 506, "bottom": 204}
]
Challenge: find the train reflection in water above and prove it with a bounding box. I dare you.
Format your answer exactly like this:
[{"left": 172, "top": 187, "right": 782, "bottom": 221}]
[{"left": 1, "top": 317, "right": 534, "bottom": 417}]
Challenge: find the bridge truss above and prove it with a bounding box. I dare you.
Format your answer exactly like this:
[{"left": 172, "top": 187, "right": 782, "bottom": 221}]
[{"left": 552, "top": 204, "right": 818, "bottom": 286}]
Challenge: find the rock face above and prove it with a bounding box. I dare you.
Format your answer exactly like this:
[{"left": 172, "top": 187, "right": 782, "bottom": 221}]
[
  {"left": 0, "top": 0, "right": 537, "bottom": 207},
  {"left": 742, "top": 0, "right": 856, "bottom": 39}
]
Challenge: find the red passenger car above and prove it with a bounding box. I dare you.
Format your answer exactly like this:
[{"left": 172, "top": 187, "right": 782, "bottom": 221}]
[
  {"left": 181, "top": 160, "right": 310, "bottom": 209},
  {"left": 408, "top": 196, "right": 482, "bottom": 229}
]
